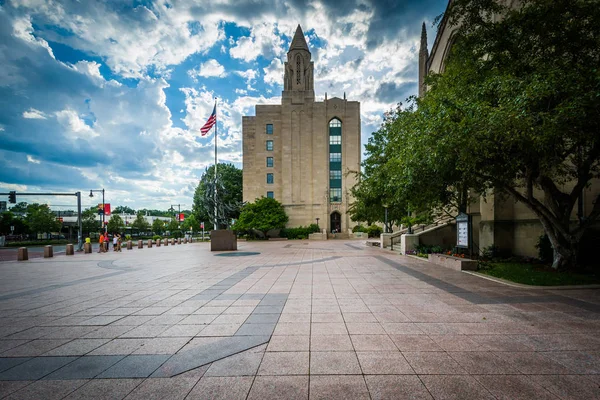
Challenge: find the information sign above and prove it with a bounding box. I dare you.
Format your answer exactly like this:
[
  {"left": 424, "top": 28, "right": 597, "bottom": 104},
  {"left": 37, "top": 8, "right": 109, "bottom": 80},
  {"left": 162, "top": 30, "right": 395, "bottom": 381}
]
[{"left": 456, "top": 213, "right": 470, "bottom": 248}]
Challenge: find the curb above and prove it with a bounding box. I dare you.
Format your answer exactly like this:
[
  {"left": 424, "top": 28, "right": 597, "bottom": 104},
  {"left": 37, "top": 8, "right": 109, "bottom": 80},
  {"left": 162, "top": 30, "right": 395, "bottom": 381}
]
[{"left": 462, "top": 270, "right": 600, "bottom": 290}]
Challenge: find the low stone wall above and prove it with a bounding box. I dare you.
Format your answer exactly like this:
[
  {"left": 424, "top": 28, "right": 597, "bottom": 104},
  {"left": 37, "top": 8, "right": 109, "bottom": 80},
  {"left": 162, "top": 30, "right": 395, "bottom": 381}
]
[{"left": 428, "top": 253, "right": 477, "bottom": 271}]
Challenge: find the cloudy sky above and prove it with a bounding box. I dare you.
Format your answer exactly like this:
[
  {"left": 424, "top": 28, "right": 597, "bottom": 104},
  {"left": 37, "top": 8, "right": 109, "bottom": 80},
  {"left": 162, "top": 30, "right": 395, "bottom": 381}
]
[{"left": 0, "top": 0, "right": 447, "bottom": 211}]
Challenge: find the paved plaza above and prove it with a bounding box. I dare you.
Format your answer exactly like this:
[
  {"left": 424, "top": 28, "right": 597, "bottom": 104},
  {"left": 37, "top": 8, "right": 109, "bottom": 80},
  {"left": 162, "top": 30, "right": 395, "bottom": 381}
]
[{"left": 0, "top": 240, "right": 599, "bottom": 399}]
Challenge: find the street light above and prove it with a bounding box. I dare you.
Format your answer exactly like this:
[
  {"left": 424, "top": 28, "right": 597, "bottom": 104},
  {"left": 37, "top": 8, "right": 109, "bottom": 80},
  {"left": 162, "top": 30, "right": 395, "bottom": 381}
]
[
  {"left": 383, "top": 203, "right": 389, "bottom": 233},
  {"left": 89, "top": 189, "right": 105, "bottom": 233}
]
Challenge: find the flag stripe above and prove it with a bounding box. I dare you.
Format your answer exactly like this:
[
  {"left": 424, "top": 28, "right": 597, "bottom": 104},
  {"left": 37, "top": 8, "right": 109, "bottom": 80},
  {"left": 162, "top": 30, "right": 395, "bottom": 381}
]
[{"left": 200, "top": 105, "right": 217, "bottom": 136}]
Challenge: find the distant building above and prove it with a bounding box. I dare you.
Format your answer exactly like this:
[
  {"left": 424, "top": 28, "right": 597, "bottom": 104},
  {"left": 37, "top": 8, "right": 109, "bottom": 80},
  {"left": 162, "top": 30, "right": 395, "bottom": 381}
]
[{"left": 242, "top": 25, "right": 361, "bottom": 233}]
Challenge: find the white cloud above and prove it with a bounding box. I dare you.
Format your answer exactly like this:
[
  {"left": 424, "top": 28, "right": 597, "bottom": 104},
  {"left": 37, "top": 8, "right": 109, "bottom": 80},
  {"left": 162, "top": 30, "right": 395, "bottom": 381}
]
[
  {"left": 23, "top": 108, "right": 48, "bottom": 119},
  {"left": 263, "top": 58, "right": 283, "bottom": 86},
  {"left": 26, "top": 155, "right": 40, "bottom": 164},
  {"left": 235, "top": 69, "right": 257, "bottom": 84},
  {"left": 229, "top": 23, "right": 285, "bottom": 62},
  {"left": 188, "top": 59, "right": 227, "bottom": 80},
  {"left": 55, "top": 109, "right": 98, "bottom": 139}
]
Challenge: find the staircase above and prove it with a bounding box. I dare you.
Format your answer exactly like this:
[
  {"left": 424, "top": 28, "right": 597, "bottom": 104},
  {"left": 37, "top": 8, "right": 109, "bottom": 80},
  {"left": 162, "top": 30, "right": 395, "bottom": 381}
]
[{"left": 386, "top": 215, "right": 455, "bottom": 250}]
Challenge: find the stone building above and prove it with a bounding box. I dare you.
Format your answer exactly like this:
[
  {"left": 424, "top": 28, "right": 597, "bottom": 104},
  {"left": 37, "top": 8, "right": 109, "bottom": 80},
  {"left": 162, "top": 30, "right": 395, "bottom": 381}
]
[
  {"left": 418, "top": 0, "right": 600, "bottom": 257},
  {"left": 242, "top": 25, "right": 361, "bottom": 233}
]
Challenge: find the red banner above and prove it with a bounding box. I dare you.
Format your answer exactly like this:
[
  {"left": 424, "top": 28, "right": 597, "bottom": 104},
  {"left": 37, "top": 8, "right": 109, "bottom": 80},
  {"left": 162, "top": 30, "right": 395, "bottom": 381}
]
[
  {"left": 179, "top": 213, "right": 185, "bottom": 222},
  {"left": 104, "top": 203, "right": 111, "bottom": 216}
]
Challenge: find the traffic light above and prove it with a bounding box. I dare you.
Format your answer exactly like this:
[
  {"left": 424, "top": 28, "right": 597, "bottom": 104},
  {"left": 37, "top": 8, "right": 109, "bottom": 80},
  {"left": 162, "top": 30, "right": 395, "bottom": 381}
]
[{"left": 8, "top": 191, "right": 16, "bottom": 204}]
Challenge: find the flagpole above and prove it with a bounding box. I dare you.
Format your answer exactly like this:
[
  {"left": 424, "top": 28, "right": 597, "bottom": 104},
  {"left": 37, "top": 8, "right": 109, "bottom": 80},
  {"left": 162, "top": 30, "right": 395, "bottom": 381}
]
[{"left": 214, "top": 98, "right": 218, "bottom": 231}]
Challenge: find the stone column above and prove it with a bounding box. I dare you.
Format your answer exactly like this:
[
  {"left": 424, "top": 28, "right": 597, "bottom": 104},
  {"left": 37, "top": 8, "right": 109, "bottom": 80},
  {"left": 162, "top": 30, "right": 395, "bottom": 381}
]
[
  {"left": 66, "top": 244, "right": 74, "bottom": 255},
  {"left": 138, "top": 240, "right": 143, "bottom": 249},
  {"left": 147, "top": 239, "right": 152, "bottom": 248},
  {"left": 44, "top": 245, "right": 53, "bottom": 258},
  {"left": 18, "top": 247, "right": 28, "bottom": 261},
  {"left": 127, "top": 241, "right": 132, "bottom": 250},
  {"left": 84, "top": 243, "right": 92, "bottom": 253}
]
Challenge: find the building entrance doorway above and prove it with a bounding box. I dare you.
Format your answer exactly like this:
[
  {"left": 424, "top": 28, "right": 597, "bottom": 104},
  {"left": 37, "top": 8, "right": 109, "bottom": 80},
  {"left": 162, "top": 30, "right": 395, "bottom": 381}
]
[{"left": 330, "top": 212, "right": 341, "bottom": 233}]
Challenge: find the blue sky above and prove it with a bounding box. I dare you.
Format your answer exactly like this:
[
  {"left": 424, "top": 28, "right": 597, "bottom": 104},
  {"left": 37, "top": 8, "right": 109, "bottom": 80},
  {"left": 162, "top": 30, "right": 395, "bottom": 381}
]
[{"left": 0, "top": 0, "right": 448, "bottom": 211}]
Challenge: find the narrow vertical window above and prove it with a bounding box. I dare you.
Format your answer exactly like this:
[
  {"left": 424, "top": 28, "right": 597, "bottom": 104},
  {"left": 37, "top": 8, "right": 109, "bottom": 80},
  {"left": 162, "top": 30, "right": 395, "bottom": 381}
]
[
  {"left": 267, "top": 191, "right": 274, "bottom": 199},
  {"left": 266, "top": 157, "right": 273, "bottom": 167},
  {"left": 266, "top": 140, "right": 273, "bottom": 151},
  {"left": 329, "top": 118, "right": 342, "bottom": 203},
  {"left": 267, "top": 173, "right": 274, "bottom": 184},
  {"left": 266, "top": 124, "right": 273, "bottom": 134},
  {"left": 296, "top": 55, "right": 301, "bottom": 85}
]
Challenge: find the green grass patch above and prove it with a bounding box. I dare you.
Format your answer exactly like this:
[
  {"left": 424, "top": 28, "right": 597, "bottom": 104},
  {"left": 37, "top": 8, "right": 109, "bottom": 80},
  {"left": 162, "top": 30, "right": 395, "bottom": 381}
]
[{"left": 479, "top": 262, "right": 600, "bottom": 286}]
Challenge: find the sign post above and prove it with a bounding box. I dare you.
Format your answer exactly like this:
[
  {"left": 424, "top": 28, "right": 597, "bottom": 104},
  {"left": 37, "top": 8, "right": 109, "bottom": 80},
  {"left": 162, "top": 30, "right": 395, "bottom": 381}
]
[
  {"left": 455, "top": 212, "right": 472, "bottom": 256},
  {"left": 201, "top": 222, "right": 204, "bottom": 241}
]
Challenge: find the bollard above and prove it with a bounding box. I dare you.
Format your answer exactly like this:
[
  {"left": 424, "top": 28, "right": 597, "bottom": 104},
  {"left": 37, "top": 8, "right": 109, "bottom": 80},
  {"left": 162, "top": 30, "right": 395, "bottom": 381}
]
[
  {"left": 190, "top": 237, "right": 193, "bottom": 243},
  {"left": 183, "top": 238, "right": 187, "bottom": 244},
  {"left": 138, "top": 240, "right": 143, "bottom": 249},
  {"left": 44, "top": 245, "right": 53, "bottom": 258},
  {"left": 127, "top": 240, "right": 132, "bottom": 250},
  {"left": 147, "top": 239, "right": 152, "bottom": 248},
  {"left": 178, "top": 238, "right": 182, "bottom": 245},
  {"left": 171, "top": 238, "right": 176, "bottom": 245},
  {"left": 84, "top": 243, "right": 92, "bottom": 253},
  {"left": 156, "top": 239, "right": 161, "bottom": 247},
  {"left": 66, "top": 244, "right": 74, "bottom": 255},
  {"left": 18, "top": 247, "right": 28, "bottom": 261},
  {"left": 164, "top": 239, "right": 168, "bottom": 246}
]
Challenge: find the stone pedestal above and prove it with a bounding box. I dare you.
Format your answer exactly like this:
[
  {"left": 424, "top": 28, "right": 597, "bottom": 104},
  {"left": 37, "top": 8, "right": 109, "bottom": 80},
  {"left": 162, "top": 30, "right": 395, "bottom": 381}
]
[
  {"left": 171, "top": 239, "right": 176, "bottom": 245},
  {"left": 164, "top": 239, "right": 168, "bottom": 246},
  {"left": 84, "top": 243, "right": 92, "bottom": 253},
  {"left": 156, "top": 240, "right": 161, "bottom": 247},
  {"left": 44, "top": 245, "right": 53, "bottom": 258},
  {"left": 66, "top": 244, "right": 74, "bottom": 255},
  {"left": 127, "top": 241, "right": 132, "bottom": 250},
  {"left": 18, "top": 247, "right": 28, "bottom": 261},
  {"left": 147, "top": 239, "right": 152, "bottom": 248},
  {"left": 138, "top": 240, "right": 143, "bottom": 249},
  {"left": 400, "top": 234, "right": 419, "bottom": 255},
  {"left": 183, "top": 238, "right": 187, "bottom": 244},
  {"left": 189, "top": 237, "right": 193, "bottom": 243},
  {"left": 210, "top": 230, "right": 237, "bottom": 251}
]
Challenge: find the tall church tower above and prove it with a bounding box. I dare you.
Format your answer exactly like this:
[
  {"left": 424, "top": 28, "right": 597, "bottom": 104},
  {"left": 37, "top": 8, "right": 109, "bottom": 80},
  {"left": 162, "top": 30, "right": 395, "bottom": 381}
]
[
  {"left": 283, "top": 25, "right": 315, "bottom": 104},
  {"left": 418, "top": 22, "right": 429, "bottom": 98}
]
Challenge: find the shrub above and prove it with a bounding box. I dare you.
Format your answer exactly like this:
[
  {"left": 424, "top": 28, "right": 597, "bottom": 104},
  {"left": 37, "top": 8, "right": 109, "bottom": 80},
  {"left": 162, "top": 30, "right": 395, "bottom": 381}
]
[
  {"left": 366, "top": 225, "right": 382, "bottom": 238},
  {"left": 352, "top": 225, "right": 366, "bottom": 233},
  {"left": 171, "top": 230, "right": 183, "bottom": 239},
  {"left": 280, "top": 224, "right": 320, "bottom": 239},
  {"left": 152, "top": 235, "right": 162, "bottom": 241},
  {"left": 535, "top": 234, "right": 553, "bottom": 264}
]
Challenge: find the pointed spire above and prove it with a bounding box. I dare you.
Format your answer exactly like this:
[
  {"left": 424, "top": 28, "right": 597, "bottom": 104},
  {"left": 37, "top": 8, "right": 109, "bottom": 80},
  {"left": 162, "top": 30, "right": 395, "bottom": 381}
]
[
  {"left": 289, "top": 24, "right": 310, "bottom": 52},
  {"left": 420, "top": 22, "right": 428, "bottom": 54}
]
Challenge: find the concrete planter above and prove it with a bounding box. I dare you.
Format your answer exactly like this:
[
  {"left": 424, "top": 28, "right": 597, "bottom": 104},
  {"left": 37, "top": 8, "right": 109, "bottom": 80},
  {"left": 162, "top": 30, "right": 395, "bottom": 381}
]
[{"left": 428, "top": 253, "right": 477, "bottom": 271}]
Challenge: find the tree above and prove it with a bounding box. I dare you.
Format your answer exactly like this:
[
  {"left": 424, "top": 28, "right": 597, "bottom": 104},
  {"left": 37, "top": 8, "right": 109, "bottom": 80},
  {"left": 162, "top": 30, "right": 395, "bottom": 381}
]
[
  {"left": 107, "top": 215, "right": 125, "bottom": 233},
  {"left": 152, "top": 218, "right": 165, "bottom": 235},
  {"left": 233, "top": 197, "right": 288, "bottom": 237},
  {"left": 182, "top": 214, "right": 198, "bottom": 232},
  {"left": 113, "top": 205, "right": 135, "bottom": 214},
  {"left": 82, "top": 207, "right": 99, "bottom": 235},
  {"left": 361, "top": 0, "right": 600, "bottom": 270},
  {"left": 25, "top": 203, "right": 60, "bottom": 235},
  {"left": 0, "top": 211, "right": 27, "bottom": 235},
  {"left": 9, "top": 202, "right": 28, "bottom": 214},
  {"left": 193, "top": 163, "right": 243, "bottom": 230},
  {"left": 167, "top": 219, "right": 179, "bottom": 233},
  {"left": 131, "top": 212, "right": 151, "bottom": 232}
]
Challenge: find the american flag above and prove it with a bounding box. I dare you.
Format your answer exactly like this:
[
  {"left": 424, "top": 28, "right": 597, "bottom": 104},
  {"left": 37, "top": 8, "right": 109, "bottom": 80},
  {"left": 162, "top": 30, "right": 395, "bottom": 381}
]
[{"left": 200, "top": 104, "right": 216, "bottom": 136}]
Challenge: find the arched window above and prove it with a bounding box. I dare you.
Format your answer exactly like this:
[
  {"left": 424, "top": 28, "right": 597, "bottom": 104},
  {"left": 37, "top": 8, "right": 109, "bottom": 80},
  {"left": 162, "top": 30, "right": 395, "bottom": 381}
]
[
  {"left": 296, "top": 55, "right": 302, "bottom": 85},
  {"left": 329, "top": 118, "right": 342, "bottom": 203}
]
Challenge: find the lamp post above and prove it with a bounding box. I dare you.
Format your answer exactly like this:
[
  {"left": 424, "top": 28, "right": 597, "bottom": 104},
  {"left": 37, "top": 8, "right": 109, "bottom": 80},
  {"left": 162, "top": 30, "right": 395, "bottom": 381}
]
[
  {"left": 169, "top": 204, "right": 181, "bottom": 229},
  {"left": 383, "top": 203, "right": 389, "bottom": 233},
  {"left": 89, "top": 189, "right": 105, "bottom": 233},
  {"left": 316, "top": 218, "right": 320, "bottom": 229}
]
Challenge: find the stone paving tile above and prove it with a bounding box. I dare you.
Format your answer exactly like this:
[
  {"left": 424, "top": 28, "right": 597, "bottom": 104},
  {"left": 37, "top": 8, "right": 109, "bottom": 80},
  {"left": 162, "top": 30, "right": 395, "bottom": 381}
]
[
  {"left": 186, "top": 376, "right": 253, "bottom": 400},
  {"left": 1, "top": 339, "right": 71, "bottom": 357},
  {"left": 311, "top": 323, "right": 348, "bottom": 335},
  {"left": 124, "top": 376, "right": 200, "bottom": 400},
  {"left": 0, "top": 358, "right": 30, "bottom": 374},
  {"left": 45, "top": 355, "right": 123, "bottom": 380},
  {"left": 98, "top": 355, "right": 170, "bottom": 378},
  {"left": 420, "top": 375, "right": 495, "bottom": 399},
  {"left": 267, "top": 335, "right": 310, "bottom": 352},
  {"left": 120, "top": 324, "right": 170, "bottom": 338},
  {"left": 543, "top": 350, "right": 600, "bottom": 374},
  {"left": 3, "top": 379, "right": 87, "bottom": 400},
  {"left": 403, "top": 352, "right": 467, "bottom": 375},
  {"left": 158, "top": 324, "right": 203, "bottom": 337},
  {"left": 356, "top": 351, "right": 414, "bottom": 374},
  {"left": 494, "top": 351, "right": 574, "bottom": 374},
  {"left": 273, "top": 322, "right": 311, "bottom": 336},
  {"left": 236, "top": 323, "right": 276, "bottom": 336},
  {"left": 0, "top": 356, "right": 76, "bottom": 380},
  {"left": 475, "top": 374, "right": 559, "bottom": 399},
  {"left": 309, "top": 375, "right": 370, "bottom": 400},
  {"left": 84, "top": 325, "right": 136, "bottom": 339},
  {"left": 310, "top": 352, "right": 362, "bottom": 374},
  {"left": 63, "top": 378, "right": 142, "bottom": 399},
  {"left": 528, "top": 374, "right": 600, "bottom": 400},
  {"left": 279, "top": 313, "right": 311, "bottom": 322},
  {"left": 311, "top": 313, "right": 344, "bottom": 323},
  {"left": 448, "top": 351, "right": 518, "bottom": 374},
  {"left": 350, "top": 335, "right": 397, "bottom": 351},
  {"left": 43, "top": 339, "right": 111, "bottom": 356},
  {"left": 132, "top": 337, "right": 189, "bottom": 355},
  {"left": 204, "top": 345, "right": 264, "bottom": 376},
  {"left": 365, "top": 375, "right": 433, "bottom": 400},
  {"left": 247, "top": 375, "right": 308, "bottom": 400},
  {"left": 89, "top": 338, "right": 148, "bottom": 355},
  {"left": 0, "top": 381, "right": 32, "bottom": 398},
  {"left": 258, "top": 352, "right": 309, "bottom": 375},
  {"left": 0, "top": 341, "right": 30, "bottom": 354}
]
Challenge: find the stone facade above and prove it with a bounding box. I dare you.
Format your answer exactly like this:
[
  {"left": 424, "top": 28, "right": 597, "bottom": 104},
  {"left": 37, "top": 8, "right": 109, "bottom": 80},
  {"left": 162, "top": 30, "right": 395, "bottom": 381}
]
[
  {"left": 243, "top": 25, "right": 361, "bottom": 232},
  {"left": 418, "top": 0, "right": 600, "bottom": 257}
]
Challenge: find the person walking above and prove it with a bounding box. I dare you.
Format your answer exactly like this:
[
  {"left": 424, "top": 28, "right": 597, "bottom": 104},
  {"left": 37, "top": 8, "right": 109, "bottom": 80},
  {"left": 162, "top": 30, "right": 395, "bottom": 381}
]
[
  {"left": 117, "top": 233, "right": 122, "bottom": 252},
  {"left": 98, "top": 232, "right": 105, "bottom": 253},
  {"left": 113, "top": 233, "right": 118, "bottom": 252}
]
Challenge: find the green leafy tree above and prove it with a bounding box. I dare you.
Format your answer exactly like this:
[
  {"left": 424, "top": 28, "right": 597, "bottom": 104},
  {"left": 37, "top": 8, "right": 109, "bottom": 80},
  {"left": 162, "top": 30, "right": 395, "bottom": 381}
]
[
  {"left": 182, "top": 214, "right": 198, "bottom": 232},
  {"left": 107, "top": 214, "right": 125, "bottom": 233},
  {"left": 25, "top": 203, "right": 60, "bottom": 235},
  {"left": 131, "top": 213, "right": 151, "bottom": 232},
  {"left": 82, "top": 207, "right": 99, "bottom": 235},
  {"left": 167, "top": 219, "right": 179, "bottom": 232},
  {"left": 361, "top": 0, "right": 600, "bottom": 270},
  {"left": 0, "top": 211, "right": 27, "bottom": 235},
  {"left": 233, "top": 197, "right": 288, "bottom": 237},
  {"left": 9, "top": 202, "right": 28, "bottom": 214},
  {"left": 152, "top": 218, "right": 165, "bottom": 235},
  {"left": 193, "top": 163, "right": 243, "bottom": 230},
  {"left": 113, "top": 205, "right": 135, "bottom": 214}
]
